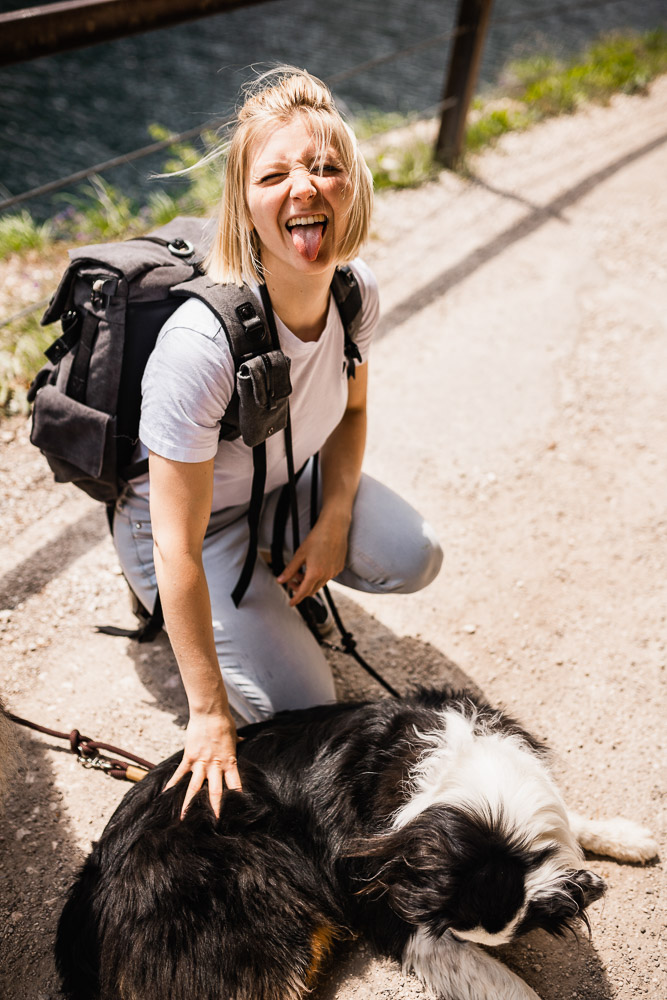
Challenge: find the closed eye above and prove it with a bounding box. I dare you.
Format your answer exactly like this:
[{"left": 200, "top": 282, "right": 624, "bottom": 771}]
[
  {"left": 309, "top": 161, "right": 342, "bottom": 175},
  {"left": 259, "top": 172, "right": 287, "bottom": 183}
]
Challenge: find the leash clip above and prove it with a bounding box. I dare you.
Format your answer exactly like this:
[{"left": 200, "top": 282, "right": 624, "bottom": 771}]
[{"left": 77, "top": 745, "right": 112, "bottom": 772}]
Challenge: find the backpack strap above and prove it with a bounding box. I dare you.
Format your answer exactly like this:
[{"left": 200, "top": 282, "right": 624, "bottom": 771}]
[
  {"left": 171, "top": 275, "right": 274, "bottom": 357},
  {"left": 331, "top": 265, "right": 363, "bottom": 378},
  {"left": 171, "top": 275, "right": 289, "bottom": 609}
]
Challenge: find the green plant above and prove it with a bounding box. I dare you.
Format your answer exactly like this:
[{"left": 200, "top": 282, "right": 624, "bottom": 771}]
[
  {"left": 465, "top": 28, "right": 667, "bottom": 156},
  {"left": 0, "top": 311, "right": 52, "bottom": 413},
  {"left": 368, "top": 139, "right": 438, "bottom": 191},
  {"left": 0, "top": 210, "right": 53, "bottom": 258},
  {"left": 148, "top": 124, "right": 222, "bottom": 217},
  {"left": 465, "top": 107, "right": 532, "bottom": 154},
  {"left": 61, "top": 175, "right": 137, "bottom": 241},
  {"left": 145, "top": 189, "right": 181, "bottom": 228}
]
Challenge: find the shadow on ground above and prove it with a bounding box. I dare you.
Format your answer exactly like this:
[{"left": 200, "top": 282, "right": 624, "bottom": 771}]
[
  {"left": 378, "top": 130, "right": 667, "bottom": 341},
  {"left": 0, "top": 728, "right": 84, "bottom": 1000}
]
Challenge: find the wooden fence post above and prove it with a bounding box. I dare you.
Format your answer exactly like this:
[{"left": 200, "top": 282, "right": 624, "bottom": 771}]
[{"left": 435, "top": 0, "right": 494, "bottom": 167}]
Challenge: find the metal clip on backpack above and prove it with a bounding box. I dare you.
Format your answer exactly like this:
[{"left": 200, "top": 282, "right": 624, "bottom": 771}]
[{"left": 29, "top": 216, "right": 364, "bottom": 641}]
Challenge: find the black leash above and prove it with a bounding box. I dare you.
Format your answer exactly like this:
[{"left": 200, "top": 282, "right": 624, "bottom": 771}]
[
  {"left": 318, "top": 583, "right": 400, "bottom": 698},
  {"left": 270, "top": 441, "right": 401, "bottom": 699}
]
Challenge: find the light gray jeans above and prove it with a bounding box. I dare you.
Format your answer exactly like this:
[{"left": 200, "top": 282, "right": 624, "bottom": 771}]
[{"left": 113, "top": 461, "right": 442, "bottom": 723}]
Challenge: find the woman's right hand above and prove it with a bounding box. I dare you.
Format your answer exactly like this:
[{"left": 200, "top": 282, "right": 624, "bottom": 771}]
[{"left": 163, "top": 708, "right": 243, "bottom": 820}]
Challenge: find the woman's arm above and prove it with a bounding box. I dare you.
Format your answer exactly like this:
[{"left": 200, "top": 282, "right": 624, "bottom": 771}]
[
  {"left": 277, "top": 362, "right": 368, "bottom": 605},
  {"left": 148, "top": 451, "right": 242, "bottom": 817}
]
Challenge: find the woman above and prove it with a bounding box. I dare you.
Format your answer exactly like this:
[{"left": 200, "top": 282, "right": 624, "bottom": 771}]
[{"left": 113, "top": 67, "right": 442, "bottom": 818}]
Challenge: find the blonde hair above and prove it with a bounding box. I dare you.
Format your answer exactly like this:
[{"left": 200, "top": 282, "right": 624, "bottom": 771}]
[{"left": 204, "top": 67, "right": 374, "bottom": 285}]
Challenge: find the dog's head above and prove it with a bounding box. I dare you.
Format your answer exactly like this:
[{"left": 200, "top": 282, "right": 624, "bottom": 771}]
[{"left": 358, "top": 802, "right": 606, "bottom": 945}]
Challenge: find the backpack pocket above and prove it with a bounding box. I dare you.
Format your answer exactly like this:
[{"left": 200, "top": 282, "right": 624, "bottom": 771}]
[
  {"left": 30, "top": 384, "right": 117, "bottom": 502},
  {"left": 237, "top": 350, "right": 292, "bottom": 448}
]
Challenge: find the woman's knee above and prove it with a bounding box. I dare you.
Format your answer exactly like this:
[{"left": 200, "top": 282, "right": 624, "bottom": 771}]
[
  {"left": 398, "top": 519, "right": 443, "bottom": 593},
  {"left": 341, "top": 475, "right": 443, "bottom": 595}
]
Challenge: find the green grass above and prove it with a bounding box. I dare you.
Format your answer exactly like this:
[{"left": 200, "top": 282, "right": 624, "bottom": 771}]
[
  {"left": 0, "top": 312, "right": 52, "bottom": 413},
  {"left": 61, "top": 175, "right": 138, "bottom": 241},
  {"left": 465, "top": 106, "right": 533, "bottom": 154},
  {"left": 466, "top": 29, "right": 667, "bottom": 157},
  {"left": 0, "top": 210, "right": 53, "bottom": 257},
  {"left": 366, "top": 138, "right": 440, "bottom": 191}
]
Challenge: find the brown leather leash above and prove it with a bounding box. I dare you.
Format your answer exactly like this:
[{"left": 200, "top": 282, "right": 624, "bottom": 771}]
[{"left": 8, "top": 713, "right": 156, "bottom": 782}]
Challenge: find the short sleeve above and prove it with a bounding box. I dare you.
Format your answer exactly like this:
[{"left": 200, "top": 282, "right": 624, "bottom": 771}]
[{"left": 139, "top": 298, "right": 236, "bottom": 463}]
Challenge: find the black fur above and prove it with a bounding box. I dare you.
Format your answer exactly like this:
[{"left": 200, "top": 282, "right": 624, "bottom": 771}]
[{"left": 56, "top": 688, "right": 603, "bottom": 1000}]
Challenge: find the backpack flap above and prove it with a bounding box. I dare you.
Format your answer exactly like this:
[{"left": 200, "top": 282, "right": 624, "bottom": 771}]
[
  {"left": 237, "top": 351, "right": 292, "bottom": 448},
  {"left": 30, "top": 385, "right": 114, "bottom": 483},
  {"left": 31, "top": 263, "right": 128, "bottom": 503}
]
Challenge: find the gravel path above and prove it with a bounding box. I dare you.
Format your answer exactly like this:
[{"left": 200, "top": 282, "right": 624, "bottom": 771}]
[{"left": 1, "top": 78, "right": 665, "bottom": 1000}]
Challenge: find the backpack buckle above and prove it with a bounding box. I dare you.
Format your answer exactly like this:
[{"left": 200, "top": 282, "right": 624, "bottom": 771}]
[
  {"left": 235, "top": 302, "right": 268, "bottom": 349},
  {"left": 167, "top": 238, "right": 195, "bottom": 258},
  {"left": 91, "top": 277, "right": 118, "bottom": 309},
  {"left": 44, "top": 310, "right": 81, "bottom": 364}
]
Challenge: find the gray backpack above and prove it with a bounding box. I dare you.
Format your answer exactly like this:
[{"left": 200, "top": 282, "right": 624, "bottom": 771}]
[{"left": 29, "top": 216, "right": 362, "bottom": 503}]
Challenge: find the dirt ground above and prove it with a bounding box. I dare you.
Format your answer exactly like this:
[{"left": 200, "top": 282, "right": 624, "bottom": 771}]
[{"left": 1, "top": 77, "right": 666, "bottom": 1000}]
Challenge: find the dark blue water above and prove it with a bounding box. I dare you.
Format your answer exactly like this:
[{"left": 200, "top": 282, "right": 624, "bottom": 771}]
[{"left": 0, "top": 0, "right": 664, "bottom": 219}]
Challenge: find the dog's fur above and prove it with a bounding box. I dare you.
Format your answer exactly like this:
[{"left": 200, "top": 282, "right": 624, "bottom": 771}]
[{"left": 56, "top": 688, "right": 658, "bottom": 1000}]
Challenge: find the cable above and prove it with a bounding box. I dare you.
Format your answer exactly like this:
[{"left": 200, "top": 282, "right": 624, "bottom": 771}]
[
  {"left": 0, "top": 295, "right": 51, "bottom": 330},
  {"left": 0, "top": 118, "right": 234, "bottom": 214},
  {"left": 327, "top": 25, "right": 467, "bottom": 85},
  {"left": 0, "top": 26, "right": 467, "bottom": 215}
]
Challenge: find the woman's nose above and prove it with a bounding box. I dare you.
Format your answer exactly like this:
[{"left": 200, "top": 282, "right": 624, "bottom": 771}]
[{"left": 289, "top": 167, "right": 316, "bottom": 200}]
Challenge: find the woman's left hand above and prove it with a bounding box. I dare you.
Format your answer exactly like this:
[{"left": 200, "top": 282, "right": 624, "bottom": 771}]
[{"left": 277, "top": 510, "right": 350, "bottom": 606}]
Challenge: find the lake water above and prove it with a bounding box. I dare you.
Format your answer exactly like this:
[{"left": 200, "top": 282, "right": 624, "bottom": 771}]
[{"left": 0, "top": 0, "right": 664, "bottom": 218}]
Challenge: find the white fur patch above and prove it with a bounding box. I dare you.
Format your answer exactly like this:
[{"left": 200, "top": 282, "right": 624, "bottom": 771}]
[
  {"left": 393, "top": 706, "right": 582, "bottom": 870},
  {"left": 404, "top": 926, "right": 542, "bottom": 1000},
  {"left": 568, "top": 813, "right": 659, "bottom": 863},
  {"left": 450, "top": 911, "right": 523, "bottom": 946}
]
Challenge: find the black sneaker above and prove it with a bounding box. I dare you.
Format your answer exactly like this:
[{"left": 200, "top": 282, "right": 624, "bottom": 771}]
[{"left": 299, "top": 593, "right": 335, "bottom": 638}]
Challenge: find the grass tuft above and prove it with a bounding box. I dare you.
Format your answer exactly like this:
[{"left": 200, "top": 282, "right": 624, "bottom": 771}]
[
  {"left": 366, "top": 138, "right": 439, "bottom": 191},
  {"left": 0, "top": 210, "right": 53, "bottom": 257},
  {"left": 467, "top": 29, "right": 667, "bottom": 155}
]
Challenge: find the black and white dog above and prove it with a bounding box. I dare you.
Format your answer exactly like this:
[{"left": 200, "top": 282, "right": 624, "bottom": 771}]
[{"left": 56, "top": 687, "right": 657, "bottom": 1000}]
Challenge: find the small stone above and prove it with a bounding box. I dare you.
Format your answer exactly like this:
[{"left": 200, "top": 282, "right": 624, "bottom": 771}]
[{"left": 463, "top": 624, "right": 476, "bottom": 634}]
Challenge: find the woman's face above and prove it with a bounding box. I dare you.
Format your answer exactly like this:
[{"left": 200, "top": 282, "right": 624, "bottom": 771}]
[{"left": 245, "top": 117, "right": 350, "bottom": 280}]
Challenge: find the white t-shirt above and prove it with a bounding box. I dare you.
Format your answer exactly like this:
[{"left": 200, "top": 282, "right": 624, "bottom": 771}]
[{"left": 134, "top": 258, "right": 379, "bottom": 511}]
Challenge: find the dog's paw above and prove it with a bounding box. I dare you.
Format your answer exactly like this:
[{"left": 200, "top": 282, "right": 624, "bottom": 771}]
[{"left": 570, "top": 813, "right": 659, "bottom": 863}]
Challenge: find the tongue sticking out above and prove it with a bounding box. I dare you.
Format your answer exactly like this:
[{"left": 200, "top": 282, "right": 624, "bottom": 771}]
[{"left": 290, "top": 223, "right": 324, "bottom": 262}]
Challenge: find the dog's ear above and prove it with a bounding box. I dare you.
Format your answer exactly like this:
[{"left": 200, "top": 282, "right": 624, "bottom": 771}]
[
  {"left": 570, "top": 868, "right": 606, "bottom": 907},
  {"left": 349, "top": 808, "right": 478, "bottom": 933},
  {"left": 527, "top": 869, "right": 606, "bottom": 936}
]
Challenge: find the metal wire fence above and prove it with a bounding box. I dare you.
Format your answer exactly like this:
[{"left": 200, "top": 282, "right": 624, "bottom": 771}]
[{"left": 0, "top": 0, "right": 662, "bottom": 331}]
